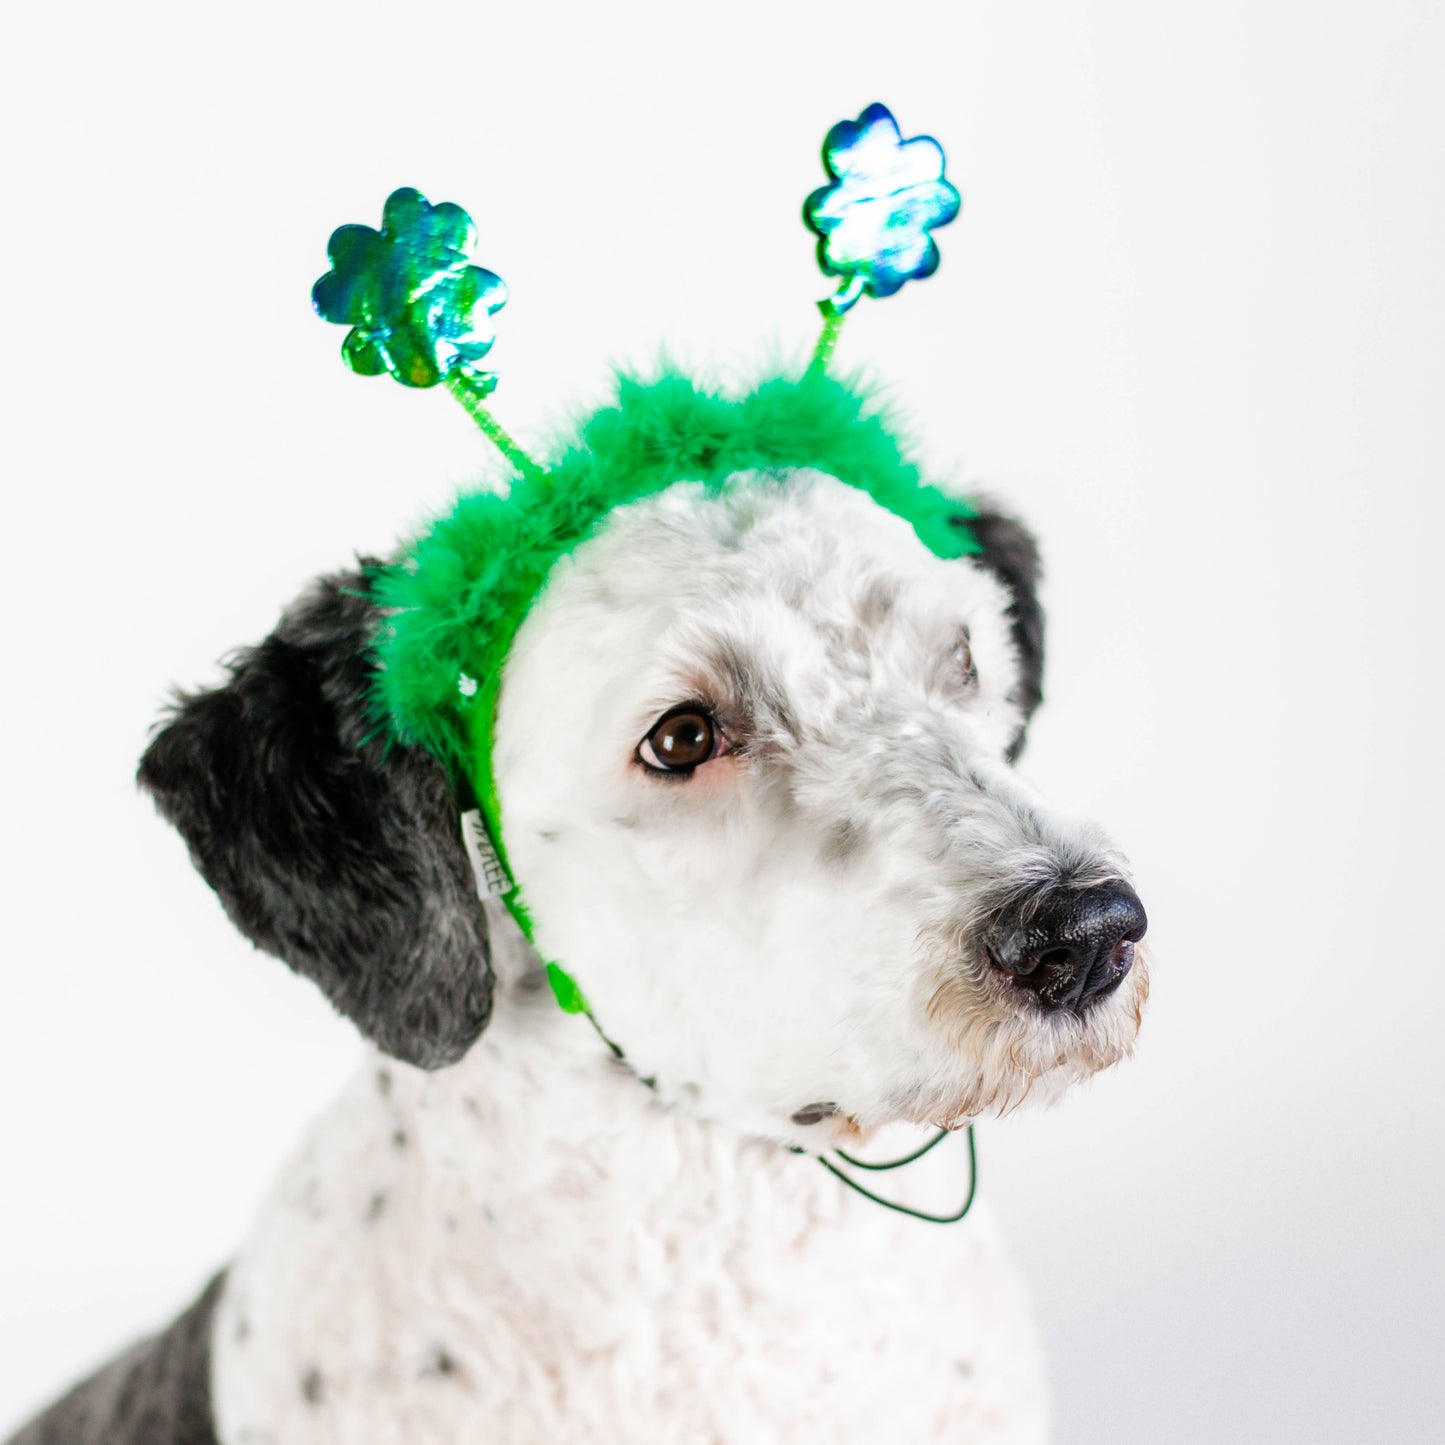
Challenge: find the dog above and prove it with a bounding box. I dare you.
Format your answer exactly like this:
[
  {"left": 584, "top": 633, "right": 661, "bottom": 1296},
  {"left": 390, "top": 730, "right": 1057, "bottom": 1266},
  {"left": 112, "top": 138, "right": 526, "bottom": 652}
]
[{"left": 9, "top": 433, "right": 1147, "bottom": 1443}]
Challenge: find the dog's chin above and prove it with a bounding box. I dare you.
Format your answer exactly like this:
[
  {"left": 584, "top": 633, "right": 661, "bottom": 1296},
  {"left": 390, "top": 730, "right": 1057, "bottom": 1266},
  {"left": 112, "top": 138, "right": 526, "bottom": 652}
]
[{"left": 913, "top": 951, "right": 1150, "bottom": 1127}]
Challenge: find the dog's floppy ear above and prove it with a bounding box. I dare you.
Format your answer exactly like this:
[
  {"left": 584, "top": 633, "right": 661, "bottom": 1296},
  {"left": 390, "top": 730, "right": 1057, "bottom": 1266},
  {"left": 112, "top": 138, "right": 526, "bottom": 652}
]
[
  {"left": 966, "top": 502, "right": 1045, "bottom": 759},
  {"left": 137, "top": 565, "right": 493, "bottom": 1069}
]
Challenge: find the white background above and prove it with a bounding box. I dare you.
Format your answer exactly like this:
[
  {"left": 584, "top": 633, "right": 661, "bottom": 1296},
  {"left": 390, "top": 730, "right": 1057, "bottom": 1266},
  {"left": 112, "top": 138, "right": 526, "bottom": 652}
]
[{"left": 2, "top": 3, "right": 1442, "bottom": 1439}]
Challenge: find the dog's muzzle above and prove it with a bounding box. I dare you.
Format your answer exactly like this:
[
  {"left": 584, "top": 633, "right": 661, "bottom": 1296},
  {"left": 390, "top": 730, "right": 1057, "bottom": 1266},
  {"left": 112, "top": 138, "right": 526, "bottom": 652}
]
[{"left": 985, "top": 881, "right": 1147, "bottom": 1013}]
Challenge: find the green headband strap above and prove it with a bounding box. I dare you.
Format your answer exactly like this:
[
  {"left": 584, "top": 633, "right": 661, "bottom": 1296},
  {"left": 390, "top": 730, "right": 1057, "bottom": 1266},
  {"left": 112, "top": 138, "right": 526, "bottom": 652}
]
[{"left": 455, "top": 668, "right": 586, "bottom": 1014}]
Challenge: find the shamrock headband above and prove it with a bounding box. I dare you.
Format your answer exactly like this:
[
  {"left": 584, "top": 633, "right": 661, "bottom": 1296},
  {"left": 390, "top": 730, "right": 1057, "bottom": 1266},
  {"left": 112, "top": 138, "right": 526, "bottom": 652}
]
[{"left": 313, "top": 103, "right": 975, "bottom": 995}]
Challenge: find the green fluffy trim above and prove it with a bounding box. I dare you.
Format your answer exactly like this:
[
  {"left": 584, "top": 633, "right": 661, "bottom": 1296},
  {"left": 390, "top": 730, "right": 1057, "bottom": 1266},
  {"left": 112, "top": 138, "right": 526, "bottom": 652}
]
[{"left": 371, "top": 369, "right": 980, "bottom": 776}]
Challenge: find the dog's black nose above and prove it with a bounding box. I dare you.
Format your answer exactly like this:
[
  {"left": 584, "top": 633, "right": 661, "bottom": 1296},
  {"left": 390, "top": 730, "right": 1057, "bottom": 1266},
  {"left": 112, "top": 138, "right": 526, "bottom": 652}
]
[{"left": 986, "top": 882, "right": 1147, "bottom": 1012}]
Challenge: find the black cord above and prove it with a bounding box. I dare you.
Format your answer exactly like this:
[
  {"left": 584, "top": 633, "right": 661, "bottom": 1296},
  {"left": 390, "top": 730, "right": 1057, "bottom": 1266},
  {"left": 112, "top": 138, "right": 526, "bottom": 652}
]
[
  {"left": 835, "top": 1126, "right": 950, "bottom": 1171},
  {"left": 584, "top": 1012, "right": 976, "bottom": 1224},
  {"left": 819, "top": 1126, "right": 977, "bottom": 1224},
  {"left": 585, "top": 1010, "right": 657, "bottom": 1090}
]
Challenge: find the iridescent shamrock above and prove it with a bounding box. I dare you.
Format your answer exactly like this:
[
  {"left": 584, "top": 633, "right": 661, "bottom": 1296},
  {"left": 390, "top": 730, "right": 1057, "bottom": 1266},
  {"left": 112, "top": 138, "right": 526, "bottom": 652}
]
[
  {"left": 312, "top": 187, "right": 508, "bottom": 389},
  {"left": 804, "top": 103, "right": 961, "bottom": 314}
]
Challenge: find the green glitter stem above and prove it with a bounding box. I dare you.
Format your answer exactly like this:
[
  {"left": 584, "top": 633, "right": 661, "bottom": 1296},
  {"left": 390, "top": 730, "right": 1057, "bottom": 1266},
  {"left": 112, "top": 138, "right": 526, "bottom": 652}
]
[
  {"left": 808, "top": 308, "right": 846, "bottom": 373},
  {"left": 808, "top": 279, "right": 864, "bottom": 373},
  {"left": 444, "top": 369, "right": 545, "bottom": 482}
]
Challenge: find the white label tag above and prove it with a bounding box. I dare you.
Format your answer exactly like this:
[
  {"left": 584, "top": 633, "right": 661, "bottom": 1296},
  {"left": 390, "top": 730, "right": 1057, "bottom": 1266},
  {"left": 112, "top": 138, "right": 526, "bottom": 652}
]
[{"left": 460, "top": 808, "right": 512, "bottom": 901}]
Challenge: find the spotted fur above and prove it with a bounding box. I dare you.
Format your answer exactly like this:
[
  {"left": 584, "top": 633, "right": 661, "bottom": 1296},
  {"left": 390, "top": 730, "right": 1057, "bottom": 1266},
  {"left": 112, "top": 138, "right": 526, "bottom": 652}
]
[{"left": 10, "top": 469, "right": 1145, "bottom": 1445}]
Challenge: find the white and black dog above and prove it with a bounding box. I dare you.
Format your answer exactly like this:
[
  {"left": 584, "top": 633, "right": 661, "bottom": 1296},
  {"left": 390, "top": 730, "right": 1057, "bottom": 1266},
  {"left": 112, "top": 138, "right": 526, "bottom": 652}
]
[{"left": 10, "top": 466, "right": 1147, "bottom": 1444}]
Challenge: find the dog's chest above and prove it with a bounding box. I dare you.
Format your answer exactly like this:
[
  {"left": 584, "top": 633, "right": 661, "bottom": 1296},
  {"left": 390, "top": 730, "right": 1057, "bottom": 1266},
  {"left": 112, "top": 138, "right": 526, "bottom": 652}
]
[{"left": 210, "top": 1035, "right": 1047, "bottom": 1445}]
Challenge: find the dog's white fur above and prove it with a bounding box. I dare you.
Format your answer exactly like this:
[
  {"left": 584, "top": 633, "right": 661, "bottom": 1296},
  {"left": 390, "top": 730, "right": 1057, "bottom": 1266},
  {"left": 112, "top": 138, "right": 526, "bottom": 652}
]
[{"left": 210, "top": 470, "right": 1145, "bottom": 1443}]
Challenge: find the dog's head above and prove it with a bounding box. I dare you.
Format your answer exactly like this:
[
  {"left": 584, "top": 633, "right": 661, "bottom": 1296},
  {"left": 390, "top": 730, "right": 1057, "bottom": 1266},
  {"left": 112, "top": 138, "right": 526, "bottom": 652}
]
[
  {"left": 140, "top": 395, "right": 1146, "bottom": 1147},
  {"left": 494, "top": 470, "right": 1146, "bottom": 1142}
]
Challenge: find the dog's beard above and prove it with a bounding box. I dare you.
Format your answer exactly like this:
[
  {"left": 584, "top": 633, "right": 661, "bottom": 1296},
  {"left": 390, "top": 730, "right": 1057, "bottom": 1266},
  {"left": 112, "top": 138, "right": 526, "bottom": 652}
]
[{"left": 909, "top": 949, "right": 1150, "bottom": 1126}]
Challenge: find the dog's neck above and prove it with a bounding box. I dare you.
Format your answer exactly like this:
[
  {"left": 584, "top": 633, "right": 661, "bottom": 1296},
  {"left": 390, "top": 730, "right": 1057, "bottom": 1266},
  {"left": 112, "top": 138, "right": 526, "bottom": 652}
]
[
  {"left": 210, "top": 906, "right": 1041, "bottom": 1445},
  {"left": 317, "top": 907, "right": 857, "bottom": 1303},
  {"left": 325, "top": 899, "right": 966, "bottom": 1267}
]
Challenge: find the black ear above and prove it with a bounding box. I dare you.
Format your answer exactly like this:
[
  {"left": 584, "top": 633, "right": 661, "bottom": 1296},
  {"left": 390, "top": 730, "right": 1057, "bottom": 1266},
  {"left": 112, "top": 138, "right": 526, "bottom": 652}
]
[
  {"left": 137, "top": 565, "right": 493, "bottom": 1069},
  {"left": 966, "top": 503, "right": 1045, "bottom": 760}
]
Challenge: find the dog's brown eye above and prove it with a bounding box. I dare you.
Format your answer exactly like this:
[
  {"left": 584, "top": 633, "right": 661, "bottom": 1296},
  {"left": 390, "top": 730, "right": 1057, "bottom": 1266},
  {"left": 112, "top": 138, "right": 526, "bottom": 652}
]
[
  {"left": 637, "top": 707, "right": 722, "bottom": 775},
  {"left": 952, "top": 630, "right": 977, "bottom": 682}
]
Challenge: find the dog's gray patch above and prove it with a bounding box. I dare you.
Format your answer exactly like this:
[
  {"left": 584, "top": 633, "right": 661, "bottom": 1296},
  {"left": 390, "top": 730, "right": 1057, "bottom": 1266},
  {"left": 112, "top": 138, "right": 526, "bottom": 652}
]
[
  {"left": 789, "top": 1103, "right": 839, "bottom": 1126},
  {"left": 855, "top": 576, "right": 899, "bottom": 628},
  {"left": 822, "top": 819, "right": 867, "bottom": 867},
  {"left": 300, "top": 1369, "right": 324, "bottom": 1406},
  {"left": 817, "top": 621, "right": 873, "bottom": 680},
  {"left": 366, "top": 1191, "right": 388, "bottom": 1222},
  {"left": 6, "top": 1272, "right": 225, "bottom": 1445},
  {"left": 422, "top": 1347, "right": 457, "bottom": 1378},
  {"left": 701, "top": 639, "right": 800, "bottom": 744},
  {"left": 298, "top": 1177, "right": 325, "bottom": 1221}
]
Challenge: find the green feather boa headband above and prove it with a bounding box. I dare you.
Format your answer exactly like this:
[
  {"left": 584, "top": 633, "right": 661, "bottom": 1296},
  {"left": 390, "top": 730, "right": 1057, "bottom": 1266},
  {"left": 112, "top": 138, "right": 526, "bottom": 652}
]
[
  {"left": 373, "top": 370, "right": 979, "bottom": 778},
  {"left": 313, "top": 105, "right": 973, "bottom": 1001}
]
